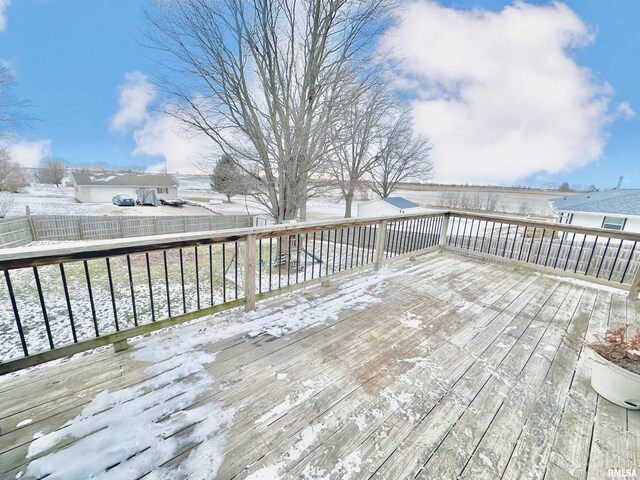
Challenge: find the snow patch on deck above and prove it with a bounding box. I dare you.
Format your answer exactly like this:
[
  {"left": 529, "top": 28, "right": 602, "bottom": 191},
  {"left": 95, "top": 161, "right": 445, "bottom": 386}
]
[
  {"left": 21, "top": 265, "right": 392, "bottom": 478},
  {"left": 399, "top": 312, "right": 424, "bottom": 329}
]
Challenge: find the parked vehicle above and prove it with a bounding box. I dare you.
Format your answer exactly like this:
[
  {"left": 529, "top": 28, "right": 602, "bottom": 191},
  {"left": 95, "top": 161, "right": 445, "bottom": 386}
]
[{"left": 112, "top": 194, "right": 135, "bottom": 206}]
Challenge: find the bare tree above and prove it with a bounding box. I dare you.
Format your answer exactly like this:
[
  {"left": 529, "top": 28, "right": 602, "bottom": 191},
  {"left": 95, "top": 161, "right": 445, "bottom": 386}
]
[
  {"left": 0, "top": 65, "right": 31, "bottom": 135},
  {"left": 517, "top": 200, "right": 532, "bottom": 216},
  {"left": 330, "top": 84, "right": 390, "bottom": 218},
  {"left": 145, "top": 0, "right": 389, "bottom": 222},
  {"left": 36, "top": 157, "right": 66, "bottom": 186},
  {"left": 371, "top": 109, "right": 433, "bottom": 198},
  {"left": 484, "top": 191, "right": 500, "bottom": 212},
  {"left": 0, "top": 191, "right": 13, "bottom": 218},
  {"left": 0, "top": 146, "right": 25, "bottom": 192}
]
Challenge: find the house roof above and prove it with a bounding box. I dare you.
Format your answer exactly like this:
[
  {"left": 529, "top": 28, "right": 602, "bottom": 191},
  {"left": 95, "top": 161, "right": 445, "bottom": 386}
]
[
  {"left": 380, "top": 197, "right": 419, "bottom": 209},
  {"left": 71, "top": 172, "right": 177, "bottom": 188},
  {"left": 549, "top": 189, "right": 640, "bottom": 216}
]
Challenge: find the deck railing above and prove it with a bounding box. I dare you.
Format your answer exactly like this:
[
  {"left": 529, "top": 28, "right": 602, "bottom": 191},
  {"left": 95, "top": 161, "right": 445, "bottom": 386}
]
[
  {"left": 0, "top": 210, "right": 638, "bottom": 374},
  {"left": 444, "top": 211, "right": 640, "bottom": 296},
  {"left": 0, "top": 212, "right": 444, "bottom": 373}
]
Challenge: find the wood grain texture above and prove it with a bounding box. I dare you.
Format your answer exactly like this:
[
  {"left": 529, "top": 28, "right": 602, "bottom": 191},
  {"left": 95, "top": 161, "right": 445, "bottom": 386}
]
[{"left": 0, "top": 252, "right": 638, "bottom": 480}]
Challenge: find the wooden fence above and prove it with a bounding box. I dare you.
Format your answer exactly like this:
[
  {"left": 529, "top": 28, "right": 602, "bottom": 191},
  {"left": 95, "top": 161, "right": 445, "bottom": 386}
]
[
  {"left": 0, "top": 217, "right": 34, "bottom": 248},
  {"left": 0, "top": 214, "right": 253, "bottom": 247}
]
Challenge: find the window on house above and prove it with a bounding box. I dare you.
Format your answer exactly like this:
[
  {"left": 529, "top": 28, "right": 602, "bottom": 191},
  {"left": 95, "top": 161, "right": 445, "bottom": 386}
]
[
  {"left": 602, "top": 216, "right": 626, "bottom": 231},
  {"left": 157, "top": 187, "right": 168, "bottom": 194}
]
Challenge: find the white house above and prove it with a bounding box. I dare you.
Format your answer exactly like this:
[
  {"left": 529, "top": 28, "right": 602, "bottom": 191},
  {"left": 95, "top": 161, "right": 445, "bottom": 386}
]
[
  {"left": 358, "top": 197, "right": 421, "bottom": 218},
  {"left": 549, "top": 189, "right": 640, "bottom": 233},
  {"left": 71, "top": 172, "right": 178, "bottom": 203}
]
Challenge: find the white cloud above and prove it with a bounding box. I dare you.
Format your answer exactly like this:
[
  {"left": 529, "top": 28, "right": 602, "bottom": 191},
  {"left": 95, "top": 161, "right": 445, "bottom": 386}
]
[
  {"left": 110, "top": 71, "right": 209, "bottom": 173},
  {"left": 0, "top": 0, "right": 10, "bottom": 32},
  {"left": 5, "top": 139, "right": 51, "bottom": 168},
  {"left": 615, "top": 102, "right": 635, "bottom": 120},
  {"left": 383, "top": 1, "right": 621, "bottom": 184},
  {"left": 110, "top": 71, "right": 157, "bottom": 132},
  {"left": 132, "top": 111, "right": 210, "bottom": 174}
]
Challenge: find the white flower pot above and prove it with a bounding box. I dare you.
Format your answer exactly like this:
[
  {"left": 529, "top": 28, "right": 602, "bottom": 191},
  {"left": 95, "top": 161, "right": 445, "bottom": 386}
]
[{"left": 591, "top": 351, "right": 640, "bottom": 410}]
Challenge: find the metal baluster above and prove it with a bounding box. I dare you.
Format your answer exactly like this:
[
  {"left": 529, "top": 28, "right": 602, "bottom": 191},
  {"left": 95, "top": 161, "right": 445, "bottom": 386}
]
[
  {"left": 145, "top": 253, "right": 156, "bottom": 321},
  {"left": 33, "top": 267, "right": 54, "bottom": 349},
  {"left": 126, "top": 255, "right": 138, "bottom": 326},
  {"left": 608, "top": 239, "right": 624, "bottom": 281},
  {"left": 573, "top": 235, "right": 588, "bottom": 274},
  {"left": 235, "top": 241, "right": 239, "bottom": 298},
  {"left": 584, "top": 236, "right": 599, "bottom": 276},
  {"left": 596, "top": 238, "right": 611, "bottom": 278},
  {"left": 563, "top": 233, "right": 577, "bottom": 271},
  {"left": 209, "top": 244, "right": 214, "bottom": 305},
  {"left": 535, "top": 229, "right": 546, "bottom": 265},
  {"left": 502, "top": 225, "right": 510, "bottom": 257},
  {"left": 106, "top": 258, "right": 119, "bottom": 330},
  {"left": 553, "top": 231, "right": 566, "bottom": 269},
  {"left": 195, "top": 246, "right": 200, "bottom": 310},
  {"left": 59, "top": 264, "right": 77, "bottom": 343},
  {"left": 269, "top": 237, "right": 273, "bottom": 290},
  {"left": 259, "top": 239, "right": 263, "bottom": 293},
  {"left": 311, "top": 232, "right": 317, "bottom": 279},
  {"left": 495, "top": 224, "right": 503, "bottom": 256},
  {"left": 84, "top": 260, "right": 99, "bottom": 335},
  {"left": 480, "top": 221, "right": 489, "bottom": 253},
  {"left": 461, "top": 218, "right": 469, "bottom": 250},
  {"left": 304, "top": 233, "right": 309, "bottom": 280},
  {"left": 180, "top": 248, "right": 186, "bottom": 312},
  {"left": 318, "top": 231, "right": 323, "bottom": 278},
  {"left": 620, "top": 241, "right": 637, "bottom": 283},
  {"left": 163, "top": 251, "right": 171, "bottom": 317},
  {"left": 4, "top": 271, "right": 28, "bottom": 356},
  {"left": 526, "top": 228, "right": 537, "bottom": 263},
  {"left": 518, "top": 226, "right": 528, "bottom": 262},
  {"left": 222, "top": 243, "right": 227, "bottom": 302},
  {"left": 509, "top": 226, "right": 519, "bottom": 259}
]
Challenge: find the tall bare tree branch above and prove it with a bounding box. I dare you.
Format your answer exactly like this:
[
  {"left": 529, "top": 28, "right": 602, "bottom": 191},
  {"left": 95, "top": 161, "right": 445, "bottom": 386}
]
[
  {"left": 145, "top": 0, "right": 389, "bottom": 222},
  {"left": 371, "top": 108, "right": 433, "bottom": 198}
]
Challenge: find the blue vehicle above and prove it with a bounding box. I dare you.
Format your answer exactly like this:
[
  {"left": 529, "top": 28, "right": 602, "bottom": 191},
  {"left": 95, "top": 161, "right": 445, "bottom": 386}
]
[{"left": 112, "top": 194, "right": 135, "bottom": 206}]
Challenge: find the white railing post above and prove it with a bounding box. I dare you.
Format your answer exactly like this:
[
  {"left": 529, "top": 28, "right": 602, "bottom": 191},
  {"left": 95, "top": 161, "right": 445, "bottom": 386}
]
[
  {"left": 244, "top": 234, "right": 257, "bottom": 311},
  {"left": 374, "top": 220, "right": 388, "bottom": 271},
  {"left": 439, "top": 212, "right": 450, "bottom": 249}
]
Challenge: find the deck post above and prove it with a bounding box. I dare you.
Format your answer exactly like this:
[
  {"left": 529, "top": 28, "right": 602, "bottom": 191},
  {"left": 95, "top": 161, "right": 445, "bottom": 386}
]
[
  {"left": 244, "top": 234, "right": 257, "bottom": 311},
  {"left": 374, "top": 219, "right": 388, "bottom": 271},
  {"left": 630, "top": 267, "right": 640, "bottom": 300},
  {"left": 113, "top": 339, "right": 129, "bottom": 353},
  {"left": 439, "top": 212, "right": 450, "bottom": 250}
]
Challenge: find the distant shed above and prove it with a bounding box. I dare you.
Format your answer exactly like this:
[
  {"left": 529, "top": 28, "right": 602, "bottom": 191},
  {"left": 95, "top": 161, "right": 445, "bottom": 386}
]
[
  {"left": 71, "top": 172, "right": 178, "bottom": 203},
  {"left": 357, "top": 197, "right": 420, "bottom": 218}
]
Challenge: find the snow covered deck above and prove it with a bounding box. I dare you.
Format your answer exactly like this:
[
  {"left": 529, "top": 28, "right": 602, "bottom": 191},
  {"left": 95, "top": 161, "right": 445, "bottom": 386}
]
[{"left": 1, "top": 252, "right": 639, "bottom": 479}]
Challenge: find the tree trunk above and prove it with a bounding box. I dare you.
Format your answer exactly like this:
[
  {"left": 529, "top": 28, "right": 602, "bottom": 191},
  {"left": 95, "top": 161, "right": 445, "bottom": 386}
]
[
  {"left": 300, "top": 200, "right": 307, "bottom": 222},
  {"left": 344, "top": 191, "right": 354, "bottom": 218}
]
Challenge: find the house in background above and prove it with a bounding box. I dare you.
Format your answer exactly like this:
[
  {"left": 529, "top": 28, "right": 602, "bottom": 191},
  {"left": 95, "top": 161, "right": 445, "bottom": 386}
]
[
  {"left": 71, "top": 172, "right": 178, "bottom": 203},
  {"left": 549, "top": 189, "right": 640, "bottom": 233},
  {"left": 358, "top": 197, "right": 421, "bottom": 218}
]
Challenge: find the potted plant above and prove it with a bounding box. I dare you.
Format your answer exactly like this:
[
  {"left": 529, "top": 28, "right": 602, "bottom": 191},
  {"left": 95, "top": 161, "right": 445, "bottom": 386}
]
[{"left": 590, "top": 324, "right": 640, "bottom": 410}]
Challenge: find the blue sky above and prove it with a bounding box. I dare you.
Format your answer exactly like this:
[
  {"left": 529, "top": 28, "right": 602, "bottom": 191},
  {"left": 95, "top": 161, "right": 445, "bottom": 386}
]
[{"left": 0, "top": 0, "right": 638, "bottom": 188}]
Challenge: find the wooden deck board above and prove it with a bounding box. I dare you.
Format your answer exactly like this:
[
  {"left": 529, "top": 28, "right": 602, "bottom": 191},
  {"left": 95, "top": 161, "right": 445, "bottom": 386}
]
[{"left": 0, "top": 252, "right": 638, "bottom": 480}]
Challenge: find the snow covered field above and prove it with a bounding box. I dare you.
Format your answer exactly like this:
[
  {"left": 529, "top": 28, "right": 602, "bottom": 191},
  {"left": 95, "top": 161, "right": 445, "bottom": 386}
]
[{"left": 4, "top": 179, "right": 558, "bottom": 222}]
